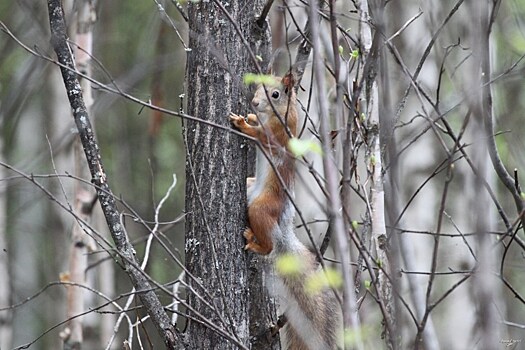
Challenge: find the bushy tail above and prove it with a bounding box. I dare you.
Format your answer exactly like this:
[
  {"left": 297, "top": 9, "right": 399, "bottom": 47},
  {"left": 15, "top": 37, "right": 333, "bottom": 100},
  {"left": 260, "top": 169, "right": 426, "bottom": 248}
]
[{"left": 272, "top": 245, "right": 339, "bottom": 350}]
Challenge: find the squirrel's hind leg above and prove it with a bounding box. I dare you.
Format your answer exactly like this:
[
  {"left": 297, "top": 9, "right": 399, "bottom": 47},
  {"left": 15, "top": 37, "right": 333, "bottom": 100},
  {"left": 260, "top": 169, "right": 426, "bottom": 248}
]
[{"left": 243, "top": 228, "right": 272, "bottom": 255}]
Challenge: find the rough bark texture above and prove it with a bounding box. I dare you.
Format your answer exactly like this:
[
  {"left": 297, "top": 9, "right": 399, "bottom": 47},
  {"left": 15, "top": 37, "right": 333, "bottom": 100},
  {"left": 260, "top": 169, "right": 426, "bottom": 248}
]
[{"left": 184, "top": 0, "right": 277, "bottom": 349}]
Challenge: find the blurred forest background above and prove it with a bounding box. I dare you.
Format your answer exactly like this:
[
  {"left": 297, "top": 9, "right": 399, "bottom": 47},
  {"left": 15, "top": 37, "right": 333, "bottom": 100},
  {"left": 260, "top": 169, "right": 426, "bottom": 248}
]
[{"left": 1, "top": 0, "right": 525, "bottom": 349}]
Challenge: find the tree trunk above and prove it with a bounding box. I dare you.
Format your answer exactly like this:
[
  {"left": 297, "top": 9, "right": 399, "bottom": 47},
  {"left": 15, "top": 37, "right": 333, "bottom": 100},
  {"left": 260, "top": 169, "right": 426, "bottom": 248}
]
[
  {"left": 469, "top": 1, "right": 500, "bottom": 348},
  {"left": 184, "top": 1, "right": 275, "bottom": 349},
  {"left": 0, "top": 134, "right": 11, "bottom": 350},
  {"left": 359, "top": 1, "right": 396, "bottom": 348}
]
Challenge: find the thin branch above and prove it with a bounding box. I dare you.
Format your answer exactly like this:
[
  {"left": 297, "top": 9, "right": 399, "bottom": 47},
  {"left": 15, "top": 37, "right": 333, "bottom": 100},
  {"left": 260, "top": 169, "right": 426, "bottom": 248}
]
[
  {"left": 170, "top": 0, "right": 189, "bottom": 22},
  {"left": 415, "top": 157, "right": 454, "bottom": 347},
  {"left": 256, "top": 0, "right": 275, "bottom": 28},
  {"left": 392, "top": 0, "right": 465, "bottom": 128},
  {"left": 385, "top": 10, "right": 423, "bottom": 43},
  {"left": 154, "top": 0, "right": 188, "bottom": 49}
]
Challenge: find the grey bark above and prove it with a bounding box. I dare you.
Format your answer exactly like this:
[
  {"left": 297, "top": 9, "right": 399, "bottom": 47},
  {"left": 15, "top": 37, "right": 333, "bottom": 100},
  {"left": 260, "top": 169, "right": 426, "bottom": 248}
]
[{"left": 184, "top": 0, "right": 277, "bottom": 349}]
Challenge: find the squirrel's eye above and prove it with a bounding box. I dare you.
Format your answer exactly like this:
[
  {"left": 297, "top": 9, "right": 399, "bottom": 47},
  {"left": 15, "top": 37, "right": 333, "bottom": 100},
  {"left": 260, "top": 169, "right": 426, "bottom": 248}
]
[{"left": 271, "top": 90, "right": 280, "bottom": 99}]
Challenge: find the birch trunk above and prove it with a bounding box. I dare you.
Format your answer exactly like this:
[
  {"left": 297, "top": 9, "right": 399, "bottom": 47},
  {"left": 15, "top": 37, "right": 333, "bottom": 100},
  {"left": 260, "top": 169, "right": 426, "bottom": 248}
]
[
  {"left": 359, "top": 1, "right": 396, "bottom": 348},
  {"left": 62, "top": 1, "right": 98, "bottom": 348}
]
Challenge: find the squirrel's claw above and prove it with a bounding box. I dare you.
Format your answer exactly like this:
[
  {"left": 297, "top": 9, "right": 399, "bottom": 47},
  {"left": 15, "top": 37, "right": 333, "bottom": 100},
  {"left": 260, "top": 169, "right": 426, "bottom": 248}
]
[
  {"left": 229, "top": 112, "right": 241, "bottom": 121},
  {"left": 229, "top": 113, "right": 247, "bottom": 129}
]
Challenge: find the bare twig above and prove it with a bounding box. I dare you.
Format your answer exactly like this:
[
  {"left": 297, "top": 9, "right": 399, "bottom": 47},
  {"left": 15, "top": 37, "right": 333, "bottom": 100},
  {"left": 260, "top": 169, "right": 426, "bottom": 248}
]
[
  {"left": 170, "top": 0, "right": 189, "bottom": 22},
  {"left": 416, "top": 161, "right": 453, "bottom": 347},
  {"left": 385, "top": 10, "right": 423, "bottom": 43},
  {"left": 255, "top": 0, "right": 275, "bottom": 29}
]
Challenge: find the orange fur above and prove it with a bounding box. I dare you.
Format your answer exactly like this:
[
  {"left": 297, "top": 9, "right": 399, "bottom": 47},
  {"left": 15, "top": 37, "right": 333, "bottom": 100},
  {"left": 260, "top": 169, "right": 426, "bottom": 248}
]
[
  {"left": 229, "top": 73, "right": 339, "bottom": 349},
  {"left": 229, "top": 73, "right": 297, "bottom": 255}
]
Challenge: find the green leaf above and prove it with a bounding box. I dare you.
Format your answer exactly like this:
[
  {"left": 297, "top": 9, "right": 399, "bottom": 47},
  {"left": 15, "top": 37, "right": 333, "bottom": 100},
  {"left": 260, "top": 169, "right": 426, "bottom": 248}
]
[
  {"left": 305, "top": 267, "right": 342, "bottom": 295},
  {"left": 351, "top": 49, "right": 359, "bottom": 59},
  {"left": 243, "top": 73, "right": 279, "bottom": 86},
  {"left": 370, "top": 155, "right": 376, "bottom": 166},
  {"left": 338, "top": 45, "right": 344, "bottom": 55},
  {"left": 275, "top": 254, "right": 304, "bottom": 276},
  {"left": 255, "top": 55, "right": 263, "bottom": 62},
  {"left": 351, "top": 220, "right": 359, "bottom": 230},
  {"left": 376, "top": 258, "right": 383, "bottom": 268},
  {"left": 344, "top": 326, "right": 372, "bottom": 346},
  {"left": 324, "top": 268, "right": 343, "bottom": 289},
  {"left": 288, "top": 138, "right": 323, "bottom": 157}
]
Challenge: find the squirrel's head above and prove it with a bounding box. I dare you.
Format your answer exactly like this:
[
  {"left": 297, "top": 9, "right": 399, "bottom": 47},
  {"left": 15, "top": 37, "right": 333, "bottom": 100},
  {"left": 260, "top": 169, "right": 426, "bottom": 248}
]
[{"left": 251, "top": 71, "right": 297, "bottom": 123}]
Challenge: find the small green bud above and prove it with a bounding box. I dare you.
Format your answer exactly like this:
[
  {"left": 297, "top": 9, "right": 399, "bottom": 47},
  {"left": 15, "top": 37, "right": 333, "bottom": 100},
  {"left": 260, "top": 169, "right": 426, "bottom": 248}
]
[{"left": 364, "top": 280, "right": 371, "bottom": 289}]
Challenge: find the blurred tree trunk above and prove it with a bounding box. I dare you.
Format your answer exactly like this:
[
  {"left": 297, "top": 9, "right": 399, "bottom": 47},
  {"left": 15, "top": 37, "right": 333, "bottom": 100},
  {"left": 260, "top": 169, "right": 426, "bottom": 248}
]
[
  {"left": 468, "top": 0, "right": 501, "bottom": 348},
  {"left": 57, "top": 1, "right": 99, "bottom": 348},
  {"left": 7, "top": 53, "right": 50, "bottom": 346},
  {"left": 184, "top": 0, "right": 275, "bottom": 348},
  {"left": 0, "top": 134, "right": 11, "bottom": 350}
]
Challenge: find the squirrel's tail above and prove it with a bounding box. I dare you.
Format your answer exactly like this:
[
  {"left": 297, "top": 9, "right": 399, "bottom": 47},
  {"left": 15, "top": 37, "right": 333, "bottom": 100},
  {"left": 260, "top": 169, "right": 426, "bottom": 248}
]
[
  {"left": 272, "top": 244, "right": 339, "bottom": 350},
  {"left": 270, "top": 202, "right": 339, "bottom": 349}
]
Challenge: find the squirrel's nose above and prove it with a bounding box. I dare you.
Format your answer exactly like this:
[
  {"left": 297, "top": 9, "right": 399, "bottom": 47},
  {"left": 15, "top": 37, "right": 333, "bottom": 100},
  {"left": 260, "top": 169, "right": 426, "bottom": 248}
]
[{"left": 252, "top": 99, "right": 259, "bottom": 108}]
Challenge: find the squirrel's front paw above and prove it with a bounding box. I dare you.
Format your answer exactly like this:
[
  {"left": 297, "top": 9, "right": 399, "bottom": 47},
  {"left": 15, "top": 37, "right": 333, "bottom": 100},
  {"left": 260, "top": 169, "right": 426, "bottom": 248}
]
[{"left": 229, "top": 113, "right": 247, "bottom": 129}]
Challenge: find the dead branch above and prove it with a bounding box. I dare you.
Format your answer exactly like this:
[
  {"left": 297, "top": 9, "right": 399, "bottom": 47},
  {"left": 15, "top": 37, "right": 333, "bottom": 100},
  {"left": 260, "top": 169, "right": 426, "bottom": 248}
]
[{"left": 46, "top": 1, "right": 181, "bottom": 348}]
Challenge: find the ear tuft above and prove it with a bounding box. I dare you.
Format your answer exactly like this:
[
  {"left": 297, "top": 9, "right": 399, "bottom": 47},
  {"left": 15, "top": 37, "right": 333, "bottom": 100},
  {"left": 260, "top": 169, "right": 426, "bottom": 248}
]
[{"left": 281, "top": 71, "right": 296, "bottom": 92}]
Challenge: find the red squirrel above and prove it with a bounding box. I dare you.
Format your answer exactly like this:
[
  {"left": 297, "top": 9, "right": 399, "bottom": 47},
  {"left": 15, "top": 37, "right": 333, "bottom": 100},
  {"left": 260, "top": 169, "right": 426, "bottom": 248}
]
[{"left": 229, "top": 72, "right": 339, "bottom": 350}]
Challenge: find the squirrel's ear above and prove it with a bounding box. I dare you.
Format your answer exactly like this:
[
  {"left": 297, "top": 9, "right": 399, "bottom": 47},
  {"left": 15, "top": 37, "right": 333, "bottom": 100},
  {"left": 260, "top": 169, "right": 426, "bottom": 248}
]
[
  {"left": 265, "top": 64, "right": 273, "bottom": 75},
  {"left": 281, "top": 70, "right": 296, "bottom": 93}
]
